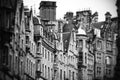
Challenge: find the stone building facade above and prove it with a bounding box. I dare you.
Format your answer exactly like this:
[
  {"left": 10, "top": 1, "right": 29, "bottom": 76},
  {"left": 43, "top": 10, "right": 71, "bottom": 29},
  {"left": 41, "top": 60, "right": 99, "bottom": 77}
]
[
  {"left": 0, "top": 1, "right": 118, "bottom": 80},
  {"left": 24, "top": 7, "right": 36, "bottom": 80},
  {"left": 90, "top": 12, "right": 118, "bottom": 80},
  {"left": 74, "top": 9, "right": 118, "bottom": 80},
  {"left": 0, "top": 0, "right": 26, "bottom": 80}
]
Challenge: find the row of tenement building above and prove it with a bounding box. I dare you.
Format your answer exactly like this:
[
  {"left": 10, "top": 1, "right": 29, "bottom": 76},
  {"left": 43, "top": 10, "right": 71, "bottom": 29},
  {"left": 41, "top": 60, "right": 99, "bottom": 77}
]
[{"left": 0, "top": 0, "right": 118, "bottom": 80}]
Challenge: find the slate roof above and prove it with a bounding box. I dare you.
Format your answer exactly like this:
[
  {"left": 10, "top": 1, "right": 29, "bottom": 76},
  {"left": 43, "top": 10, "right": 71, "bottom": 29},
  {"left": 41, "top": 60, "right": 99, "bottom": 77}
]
[
  {"left": 62, "top": 21, "right": 75, "bottom": 53},
  {"left": 63, "top": 21, "right": 75, "bottom": 32},
  {"left": 111, "top": 17, "right": 118, "bottom": 33},
  {"left": 91, "top": 18, "right": 118, "bottom": 34},
  {"left": 91, "top": 22, "right": 105, "bottom": 29},
  {"left": 105, "top": 12, "right": 112, "bottom": 16},
  {"left": 63, "top": 32, "right": 71, "bottom": 53}
]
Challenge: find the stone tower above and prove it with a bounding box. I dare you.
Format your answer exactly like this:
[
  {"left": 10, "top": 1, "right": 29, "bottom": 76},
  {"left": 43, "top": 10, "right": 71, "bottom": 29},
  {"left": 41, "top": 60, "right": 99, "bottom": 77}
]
[{"left": 39, "top": 1, "right": 57, "bottom": 21}]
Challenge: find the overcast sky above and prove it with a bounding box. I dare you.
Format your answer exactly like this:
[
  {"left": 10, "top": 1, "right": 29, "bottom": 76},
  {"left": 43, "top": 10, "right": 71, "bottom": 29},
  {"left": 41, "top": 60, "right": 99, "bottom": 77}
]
[{"left": 23, "top": 0, "right": 117, "bottom": 21}]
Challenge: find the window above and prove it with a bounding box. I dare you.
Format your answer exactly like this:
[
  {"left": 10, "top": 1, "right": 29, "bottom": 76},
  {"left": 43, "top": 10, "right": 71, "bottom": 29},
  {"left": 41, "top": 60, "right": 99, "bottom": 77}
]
[
  {"left": 64, "top": 71, "right": 66, "bottom": 80},
  {"left": 97, "top": 67, "right": 101, "bottom": 75},
  {"left": 78, "top": 40, "right": 83, "bottom": 48},
  {"left": 105, "top": 56, "right": 112, "bottom": 65},
  {"left": 9, "top": 54, "right": 12, "bottom": 70},
  {"left": 107, "top": 32, "right": 112, "bottom": 40},
  {"left": 2, "top": 47, "right": 8, "bottom": 65},
  {"left": 68, "top": 56, "right": 70, "bottom": 61},
  {"left": 60, "top": 69, "right": 62, "bottom": 80},
  {"left": 26, "top": 36, "right": 29, "bottom": 44},
  {"left": 64, "top": 56, "right": 65, "bottom": 62},
  {"left": 42, "top": 47, "right": 44, "bottom": 57},
  {"left": 48, "top": 51, "right": 50, "bottom": 61},
  {"left": 71, "top": 56, "right": 72, "bottom": 61},
  {"left": 69, "top": 70, "right": 71, "bottom": 80},
  {"left": 97, "top": 53, "right": 101, "bottom": 63},
  {"left": 27, "top": 58, "right": 29, "bottom": 73},
  {"left": 106, "top": 68, "right": 111, "bottom": 75},
  {"left": 29, "top": 61, "right": 31, "bottom": 75},
  {"left": 86, "top": 40, "right": 89, "bottom": 48},
  {"left": 41, "top": 27, "right": 43, "bottom": 36},
  {"left": 73, "top": 57, "right": 74, "bottom": 63},
  {"left": 72, "top": 45, "right": 74, "bottom": 51},
  {"left": 48, "top": 67, "right": 50, "bottom": 79},
  {"left": 16, "top": 56, "right": 18, "bottom": 72},
  {"left": 37, "top": 42, "right": 40, "bottom": 52},
  {"left": 45, "top": 65, "right": 47, "bottom": 78},
  {"left": 33, "top": 64, "right": 35, "bottom": 77},
  {"left": 22, "top": 39, "right": 23, "bottom": 49},
  {"left": 106, "top": 69, "right": 108, "bottom": 75},
  {"left": 97, "top": 40, "right": 102, "bottom": 50},
  {"left": 21, "top": 61, "right": 23, "bottom": 75},
  {"left": 32, "top": 43, "right": 33, "bottom": 51},
  {"left": 51, "top": 69, "right": 53, "bottom": 80},
  {"left": 72, "top": 72, "right": 74, "bottom": 80},
  {"left": 51, "top": 53, "right": 53, "bottom": 62},
  {"left": 54, "top": 55, "right": 57, "bottom": 62},
  {"left": 106, "top": 42, "right": 112, "bottom": 51},
  {"left": 108, "top": 69, "right": 111, "bottom": 75},
  {"left": 45, "top": 49, "right": 47, "bottom": 59},
  {"left": 61, "top": 54, "right": 62, "bottom": 61},
  {"left": 42, "top": 64, "right": 44, "bottom": 76},
  {"left": 31, "top": 62, "right": 32, "bottom": 76},
  {"left": 85, "top": 53, "right": 87, "bottom": 64}
]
